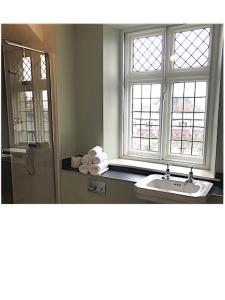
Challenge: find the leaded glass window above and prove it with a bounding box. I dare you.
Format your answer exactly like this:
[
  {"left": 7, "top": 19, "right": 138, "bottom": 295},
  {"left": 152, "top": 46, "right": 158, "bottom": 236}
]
[
  {"left": 132, "top": 35, "right": 162, "bottom": 72},
  {"left": 170, "top": 81, "right": 207, "bottom": 157},
  {"left": 123, "top": 24, "right": 221, "bottom": 168},
  {"left": 131, "top": 84, "right": 161, "bottom": 152},
  {"left": 173, "top": 27, "right": 210, "bottom": 69}
]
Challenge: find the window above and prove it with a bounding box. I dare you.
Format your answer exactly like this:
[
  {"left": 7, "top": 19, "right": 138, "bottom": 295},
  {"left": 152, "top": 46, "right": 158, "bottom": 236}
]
[{"left": 122, "top": 24, "right": 223, "bottom": 170}]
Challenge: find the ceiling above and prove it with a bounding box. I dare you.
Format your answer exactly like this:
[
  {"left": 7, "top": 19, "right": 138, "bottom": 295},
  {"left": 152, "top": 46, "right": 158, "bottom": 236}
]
[{"left": 107, "top": 24, "right": 147, "bottom": 29}]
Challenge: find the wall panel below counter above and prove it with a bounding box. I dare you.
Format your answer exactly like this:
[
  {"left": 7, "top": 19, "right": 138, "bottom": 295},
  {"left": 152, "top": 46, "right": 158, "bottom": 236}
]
[{"left": 61, "top": 170, "right": 149, "bottom": 204}]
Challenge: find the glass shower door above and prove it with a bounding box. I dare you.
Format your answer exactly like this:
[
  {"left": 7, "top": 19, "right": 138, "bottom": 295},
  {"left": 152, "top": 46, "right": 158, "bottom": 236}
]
[{"left": 2, "top": 42, "right": 56, "bottom": 203}]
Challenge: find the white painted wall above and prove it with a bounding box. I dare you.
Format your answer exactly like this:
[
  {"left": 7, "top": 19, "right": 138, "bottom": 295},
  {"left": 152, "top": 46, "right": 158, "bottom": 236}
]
[
  {"left": 103, "top": 25, "right": 120, "bottom": 159},
  {"left": 73, "top": 25, "right": 103, "bottom": 155},
  {"left": 55, "top": 25, "right": 78, "bottom": 158}
]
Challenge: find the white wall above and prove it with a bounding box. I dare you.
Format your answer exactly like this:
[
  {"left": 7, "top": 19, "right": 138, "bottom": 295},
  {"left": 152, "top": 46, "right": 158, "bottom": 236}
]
[
  {"left": 70, "top": 24, "right": 121, "bottom": 157},
  {"left": 103, "top": 25, "right": 120, "bottom": 159},
  {"left": 73, "top": 25, "right": 103, "bottom": 155},
  {"left": 55, "top": 25, "right": 78, "bottom": 158}
]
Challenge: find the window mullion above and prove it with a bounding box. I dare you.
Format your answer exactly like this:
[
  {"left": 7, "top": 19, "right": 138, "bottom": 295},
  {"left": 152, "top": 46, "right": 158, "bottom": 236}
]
[{"left": 160, "top": 26, "right": 170, "bottom": 161}]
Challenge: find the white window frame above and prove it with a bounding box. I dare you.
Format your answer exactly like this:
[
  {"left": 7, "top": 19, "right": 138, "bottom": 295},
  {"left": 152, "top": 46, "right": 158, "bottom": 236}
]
[{"left": 121, "top": 24, "right": 223, "bottom": 173}]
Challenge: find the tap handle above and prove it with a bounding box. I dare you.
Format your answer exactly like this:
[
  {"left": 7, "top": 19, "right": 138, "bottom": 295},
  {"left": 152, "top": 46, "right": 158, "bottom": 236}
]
[{"left": 188, "top": 167, "right": 194, "bottom": 178}]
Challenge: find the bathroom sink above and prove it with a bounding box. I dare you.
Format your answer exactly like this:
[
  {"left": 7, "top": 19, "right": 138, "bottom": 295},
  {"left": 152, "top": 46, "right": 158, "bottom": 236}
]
[{"left": 135, "top": 174, "right": 213, "bottom": 203}]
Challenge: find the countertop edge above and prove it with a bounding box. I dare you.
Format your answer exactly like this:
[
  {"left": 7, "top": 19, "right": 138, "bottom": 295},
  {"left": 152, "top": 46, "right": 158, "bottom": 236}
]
[{"left": 61, "top": 158, "right": 223, "bottom": 198}]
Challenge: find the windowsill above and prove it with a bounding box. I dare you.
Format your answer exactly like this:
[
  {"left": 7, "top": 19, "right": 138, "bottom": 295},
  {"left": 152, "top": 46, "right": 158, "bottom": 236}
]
[{"left": 109, "top": 158, "right": 218, "bottom": 181}]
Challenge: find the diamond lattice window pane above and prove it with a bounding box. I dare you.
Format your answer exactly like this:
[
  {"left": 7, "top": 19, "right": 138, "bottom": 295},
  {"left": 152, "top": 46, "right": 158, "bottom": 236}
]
[
  {"left": 40, "top": 54, "right": 47, "bottom": 80},
  {"left": 173, "top": 27, "right": 210, "bottom": 69},
  {"left": 18, "top": 57, "right": 32, "bottom": 81},
  {"left": 132, "top": 35, "right": 162, "bottom": 72}
]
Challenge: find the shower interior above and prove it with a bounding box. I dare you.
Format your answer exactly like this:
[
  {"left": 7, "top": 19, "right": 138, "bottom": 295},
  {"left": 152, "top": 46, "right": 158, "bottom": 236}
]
[{"left": 1, "top": 41, "right": 55, "bottom": 203}]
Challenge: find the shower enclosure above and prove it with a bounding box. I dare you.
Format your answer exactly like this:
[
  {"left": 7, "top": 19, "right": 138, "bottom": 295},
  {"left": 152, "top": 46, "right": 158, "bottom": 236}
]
[{"left": 1, "top": 40, "right": 55, "bottom": 203}]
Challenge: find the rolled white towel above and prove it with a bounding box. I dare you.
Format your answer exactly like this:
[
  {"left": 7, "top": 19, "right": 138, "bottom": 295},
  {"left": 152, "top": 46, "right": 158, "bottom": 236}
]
[
  {"left": 81, "top": 154, "right": 90, "bottom": 165},
  {"left": 89, "top": 160, "right": 109, "bottom": 176},
  {"left": 88, "top": 146, "right": 103, "bottom": 157},
  {"left": 79, "top": 164, "right": 89, "bottom": 174},
  {"left": 92, "top": 152, "right": 108, "bottom": 164},
  {"left": 88, "top": 156, "right": 93, "bottom": 164},
  {"left": 71, "top": 156, "right": 82, "bottom": 168}
]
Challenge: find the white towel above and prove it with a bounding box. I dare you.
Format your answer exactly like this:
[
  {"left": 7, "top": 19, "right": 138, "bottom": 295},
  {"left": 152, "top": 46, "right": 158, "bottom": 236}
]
[
  {"left": 71, "top": 156, "right": 82, "bottom": 168},
  {"left": 81, "top": 154, "right": 90, "bottom": 165},
  {"left": 89, "top": 160, "right": 109, "bottom": 176},
  {"left": 88, "top": 156, "right": 93, "bottom": 164},
  {"left": 92, "top": 151, "right": 108, "bottom": 164},
  {"left": 79, "top": 164, "right": 89, "bottom": 174},
  {"left": 88, "top": 146, "right": 103, "bottom": 157}
]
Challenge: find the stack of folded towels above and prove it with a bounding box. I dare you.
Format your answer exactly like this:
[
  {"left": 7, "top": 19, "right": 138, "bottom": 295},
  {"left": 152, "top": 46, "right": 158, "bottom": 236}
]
[{"left": 78, "top": 146, "right": 109, "bottom": 175}]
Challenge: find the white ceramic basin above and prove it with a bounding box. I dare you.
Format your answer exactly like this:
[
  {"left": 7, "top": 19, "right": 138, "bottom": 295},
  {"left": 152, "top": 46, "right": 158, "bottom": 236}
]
[{"left": 135, "top": 174, "right": 213, "bottom": 203}]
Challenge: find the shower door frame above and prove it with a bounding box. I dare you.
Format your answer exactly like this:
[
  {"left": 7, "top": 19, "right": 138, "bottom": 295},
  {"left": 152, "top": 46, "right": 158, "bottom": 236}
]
[{"left": 2, "top": 39, "right": 59, "bottom": 203}]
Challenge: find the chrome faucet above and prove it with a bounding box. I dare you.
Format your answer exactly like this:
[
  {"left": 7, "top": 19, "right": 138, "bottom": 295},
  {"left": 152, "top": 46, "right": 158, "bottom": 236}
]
[
  {"left": 162, "top": 164, "right": 171, "bottom": 180},
  {"left": 186, "top": 167, "right": 194, "bottom": 183}
]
